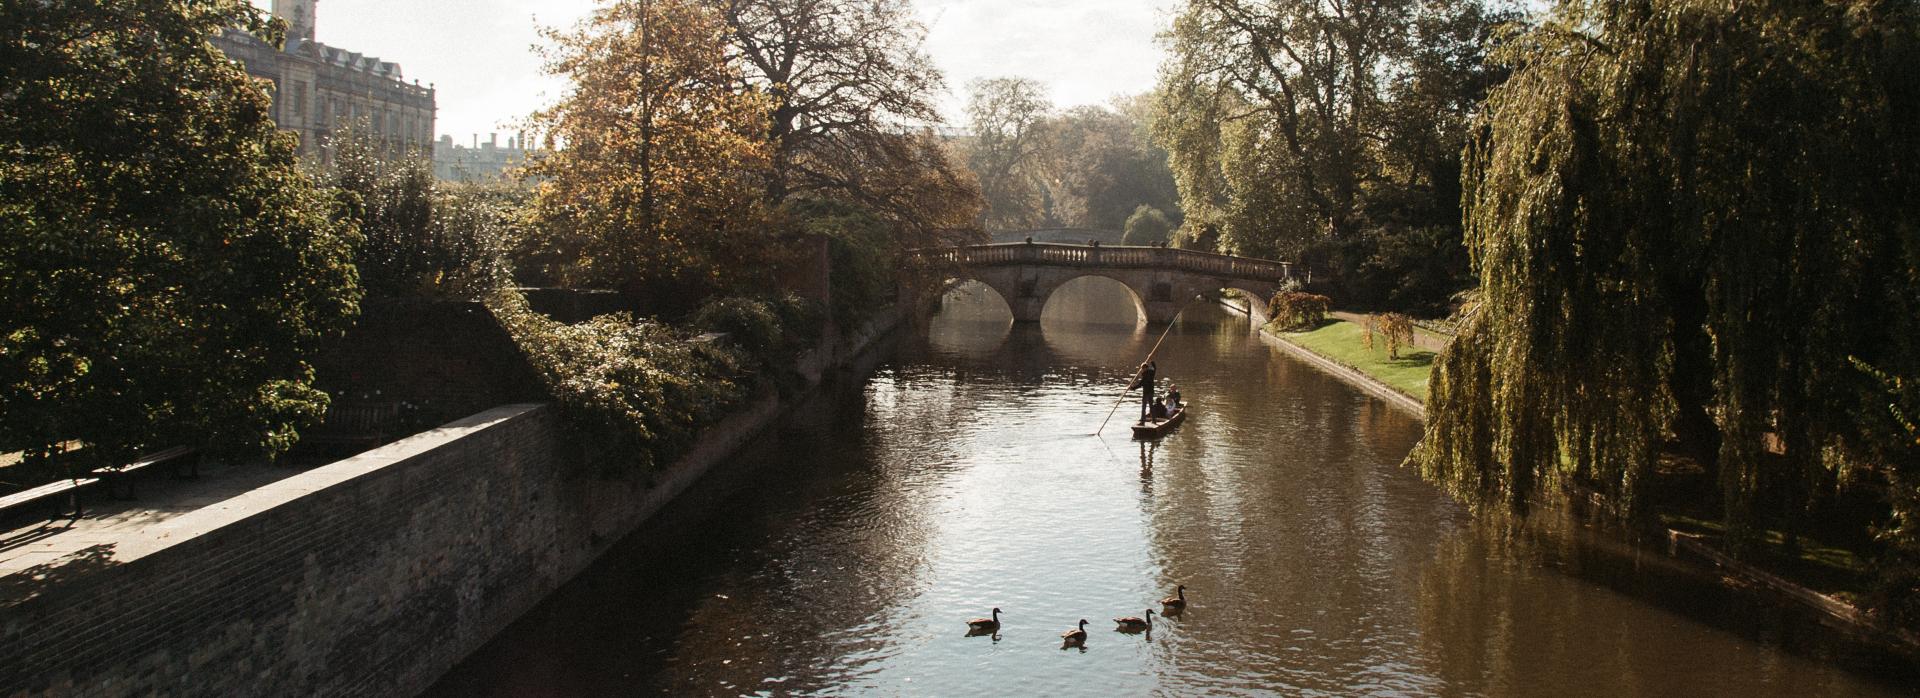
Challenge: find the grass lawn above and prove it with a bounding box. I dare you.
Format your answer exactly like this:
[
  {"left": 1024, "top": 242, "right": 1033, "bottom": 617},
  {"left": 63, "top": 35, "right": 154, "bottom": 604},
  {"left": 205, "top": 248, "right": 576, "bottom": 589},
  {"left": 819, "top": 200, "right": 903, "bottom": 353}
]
[{"left": 1274, "top": 319, "right": 1435, "bottom": 400}]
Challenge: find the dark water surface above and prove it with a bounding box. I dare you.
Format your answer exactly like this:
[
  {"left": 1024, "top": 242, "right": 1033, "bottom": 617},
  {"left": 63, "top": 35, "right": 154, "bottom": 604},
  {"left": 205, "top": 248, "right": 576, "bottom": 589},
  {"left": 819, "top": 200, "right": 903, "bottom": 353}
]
[{"left": 429, "top": 280, "right": 1911, "bottom": 696}]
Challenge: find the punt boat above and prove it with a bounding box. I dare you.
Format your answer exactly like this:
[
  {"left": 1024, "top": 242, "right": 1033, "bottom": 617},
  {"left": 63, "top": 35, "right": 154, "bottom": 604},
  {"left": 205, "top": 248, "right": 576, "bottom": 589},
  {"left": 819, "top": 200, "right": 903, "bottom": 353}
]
[{"left": 1131, "top": 404, "right": 1188, "bottom": 439}]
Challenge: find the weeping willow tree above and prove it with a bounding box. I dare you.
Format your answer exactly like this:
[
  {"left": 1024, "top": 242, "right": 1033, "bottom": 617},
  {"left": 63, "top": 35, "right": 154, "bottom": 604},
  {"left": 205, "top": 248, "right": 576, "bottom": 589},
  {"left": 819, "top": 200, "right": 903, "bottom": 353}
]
[{"left": 1410, "top": 0, "right": 1920, "bottom": 616}]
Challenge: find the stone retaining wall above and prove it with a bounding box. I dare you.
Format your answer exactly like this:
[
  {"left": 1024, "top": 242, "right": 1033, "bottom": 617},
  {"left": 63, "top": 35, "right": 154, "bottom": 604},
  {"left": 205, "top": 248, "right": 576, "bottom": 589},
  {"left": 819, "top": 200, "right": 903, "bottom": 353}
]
[{"left": 0, "top": 309, "right": 903, "bottom": 697}]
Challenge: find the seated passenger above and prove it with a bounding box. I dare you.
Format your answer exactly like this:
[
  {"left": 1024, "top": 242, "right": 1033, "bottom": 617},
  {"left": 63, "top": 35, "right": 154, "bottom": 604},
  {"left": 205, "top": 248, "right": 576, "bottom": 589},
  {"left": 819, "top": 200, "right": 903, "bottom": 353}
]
[{"left": 1149, "top": 400, "right": 1169, "bottom": 420}]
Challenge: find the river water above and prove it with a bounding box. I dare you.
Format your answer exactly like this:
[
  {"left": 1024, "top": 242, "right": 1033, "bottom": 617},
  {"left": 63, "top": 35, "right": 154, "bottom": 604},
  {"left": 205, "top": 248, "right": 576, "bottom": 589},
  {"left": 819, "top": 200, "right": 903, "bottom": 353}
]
[{"left": 429, "top": 279, "right": 1912, "bottom": 696}]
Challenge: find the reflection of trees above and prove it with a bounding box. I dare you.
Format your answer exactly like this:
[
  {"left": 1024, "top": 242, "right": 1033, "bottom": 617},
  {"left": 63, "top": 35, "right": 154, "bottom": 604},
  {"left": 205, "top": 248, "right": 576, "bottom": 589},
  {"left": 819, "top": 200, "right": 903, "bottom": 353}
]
[{"left": 1413, "top": 513, "right": 1905, "bottom": 696}]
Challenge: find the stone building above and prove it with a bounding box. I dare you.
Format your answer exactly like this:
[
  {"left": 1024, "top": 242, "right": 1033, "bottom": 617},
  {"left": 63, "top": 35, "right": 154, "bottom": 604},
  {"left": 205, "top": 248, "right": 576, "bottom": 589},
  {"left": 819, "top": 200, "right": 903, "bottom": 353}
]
[
  {"left": 433, "top": 133, "right": 538, "bottom": 184},
  {"left": 212, "top": 0, "right": 436, "bottom": 163}
]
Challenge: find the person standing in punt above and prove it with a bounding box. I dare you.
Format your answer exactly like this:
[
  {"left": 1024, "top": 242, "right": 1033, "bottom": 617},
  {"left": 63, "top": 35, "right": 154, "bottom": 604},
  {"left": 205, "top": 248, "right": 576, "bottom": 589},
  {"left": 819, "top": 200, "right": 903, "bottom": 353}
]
[{"left": 1128, "top": 360, "right": 1158, "bottom": 422}]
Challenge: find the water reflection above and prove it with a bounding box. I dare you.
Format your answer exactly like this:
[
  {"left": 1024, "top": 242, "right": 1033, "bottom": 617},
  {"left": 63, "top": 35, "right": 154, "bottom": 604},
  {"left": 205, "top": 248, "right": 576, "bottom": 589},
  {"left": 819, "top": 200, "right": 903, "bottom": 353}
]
[
  {"left": 1039, "top": 276, "right": 1146, "bottom": 328},
  {"left": 429, "top": 281, "right": 1913, "bottom": 697}
]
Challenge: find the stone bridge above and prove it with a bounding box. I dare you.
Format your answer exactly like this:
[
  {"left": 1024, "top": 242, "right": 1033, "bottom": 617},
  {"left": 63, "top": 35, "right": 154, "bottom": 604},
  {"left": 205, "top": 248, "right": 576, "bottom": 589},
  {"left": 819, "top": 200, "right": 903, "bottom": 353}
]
[{"left": 906, "top": 242, "right": 1296, "bottom": 324}]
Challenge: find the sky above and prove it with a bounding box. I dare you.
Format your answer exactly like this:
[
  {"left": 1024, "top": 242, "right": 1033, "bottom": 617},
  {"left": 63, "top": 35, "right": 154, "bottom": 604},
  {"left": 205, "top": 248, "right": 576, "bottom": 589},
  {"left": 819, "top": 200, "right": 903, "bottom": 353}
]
[{"left": 247, "top": 0, "right": 1178, "bottom": 144}]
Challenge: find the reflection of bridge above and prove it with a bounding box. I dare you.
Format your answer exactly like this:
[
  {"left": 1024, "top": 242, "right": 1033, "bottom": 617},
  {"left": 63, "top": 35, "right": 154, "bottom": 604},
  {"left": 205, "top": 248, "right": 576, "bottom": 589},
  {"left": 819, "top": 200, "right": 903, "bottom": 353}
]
[{"left": 907, "top": 243, "right": 1296, "bottom": 324}]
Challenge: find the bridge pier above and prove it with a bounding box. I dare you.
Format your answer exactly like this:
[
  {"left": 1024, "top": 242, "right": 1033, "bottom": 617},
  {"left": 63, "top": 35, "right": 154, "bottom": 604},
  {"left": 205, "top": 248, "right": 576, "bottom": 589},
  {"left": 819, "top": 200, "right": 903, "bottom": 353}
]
[
  {"left": 1143, "top": 300, "right": 1185, "bottom": 324},
  {"left": 1009, "top": 297, "right": 1047, "bottom": 323}
]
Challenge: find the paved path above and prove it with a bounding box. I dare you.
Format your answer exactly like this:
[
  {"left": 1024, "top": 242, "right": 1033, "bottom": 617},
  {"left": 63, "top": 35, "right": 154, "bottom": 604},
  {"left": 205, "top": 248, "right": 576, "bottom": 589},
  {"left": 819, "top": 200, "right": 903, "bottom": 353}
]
[{"left": 0, "top": 460, "right": 312, "bottom": 600}]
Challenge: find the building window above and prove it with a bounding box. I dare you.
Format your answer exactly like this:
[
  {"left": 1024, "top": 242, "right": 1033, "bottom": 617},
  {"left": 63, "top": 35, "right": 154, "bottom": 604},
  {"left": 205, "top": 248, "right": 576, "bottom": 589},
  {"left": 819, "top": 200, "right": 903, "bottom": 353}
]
[{"left": 290, "top": 81, "right": 307, "bottom": 124}]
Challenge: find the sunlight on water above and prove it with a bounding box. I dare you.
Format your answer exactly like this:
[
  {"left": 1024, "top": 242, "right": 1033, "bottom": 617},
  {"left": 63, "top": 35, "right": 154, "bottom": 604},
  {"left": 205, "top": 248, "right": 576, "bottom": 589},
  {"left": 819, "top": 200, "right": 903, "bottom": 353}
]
[{"left": 430, "top": 282, "right": 1912, "bottom": 697}]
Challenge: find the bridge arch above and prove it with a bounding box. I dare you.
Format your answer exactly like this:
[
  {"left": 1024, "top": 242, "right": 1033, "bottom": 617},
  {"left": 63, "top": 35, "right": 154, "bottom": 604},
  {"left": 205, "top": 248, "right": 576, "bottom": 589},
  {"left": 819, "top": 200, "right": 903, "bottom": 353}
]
[
  {"left": 908, "top": 242, "right": 1293, "bottom": 327},
  {"left": 1038, "top": 274, "right": 1150, "bottom": 325},
  {"left": 934, "top": 278, "right": 1015, "bottom": 320},
  {"left": 1220, "top": 282, "right": 1273, "bottom": 327}
]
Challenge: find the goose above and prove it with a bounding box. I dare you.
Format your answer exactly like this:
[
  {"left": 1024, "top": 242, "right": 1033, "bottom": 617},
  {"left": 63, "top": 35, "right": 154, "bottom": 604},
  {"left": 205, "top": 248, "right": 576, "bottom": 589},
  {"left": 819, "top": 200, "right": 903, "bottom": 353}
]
[
  {"left": 966, "top": 608, "right": 1002, "bottom": 633},
  {"left": 1114, "top": 609, "right": 1155, "bottom": 632},
  {"left": 1160, "top": 585, "right": 1187, "bottom": 610},
  {"left": 1061, "top": 619, "right": 1089, "bottom": 645}
]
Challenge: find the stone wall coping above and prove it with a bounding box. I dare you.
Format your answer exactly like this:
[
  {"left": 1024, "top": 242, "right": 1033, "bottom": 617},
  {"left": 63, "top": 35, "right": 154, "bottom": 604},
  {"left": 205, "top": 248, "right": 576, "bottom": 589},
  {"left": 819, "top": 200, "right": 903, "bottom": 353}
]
[{"left": 117, "top": 404, "right": 545, "bottom": 562}]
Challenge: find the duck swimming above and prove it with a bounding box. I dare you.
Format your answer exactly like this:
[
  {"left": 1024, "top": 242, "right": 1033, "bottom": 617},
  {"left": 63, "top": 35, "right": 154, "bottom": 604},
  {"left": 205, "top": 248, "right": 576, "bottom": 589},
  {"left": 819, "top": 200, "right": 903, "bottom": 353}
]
[
  {"left": 1061, "top": 619, "right": 1089, "bottom": 646},
  {"left": 1114, "top": 609, "right": 1155, "bottom": 632},
  {"left": 966, "top": 607, "right": 1002, "bottom": 634},
  {"left": 1160, "top": 585, "right": 1187, "bottom": 611}
]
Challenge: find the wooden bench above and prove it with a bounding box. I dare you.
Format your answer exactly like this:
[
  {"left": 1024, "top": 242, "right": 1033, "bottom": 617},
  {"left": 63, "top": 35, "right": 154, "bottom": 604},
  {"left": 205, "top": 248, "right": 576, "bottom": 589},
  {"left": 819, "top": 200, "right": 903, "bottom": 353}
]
[
  {"left": 304, "top": 402, "right": 402, "bottom": 452},
  {"left": 90, "top": 445, "right": 199, "bottom": 500},
  {"left": 0, "top": 476, "right": 100, "bottom": 523}
]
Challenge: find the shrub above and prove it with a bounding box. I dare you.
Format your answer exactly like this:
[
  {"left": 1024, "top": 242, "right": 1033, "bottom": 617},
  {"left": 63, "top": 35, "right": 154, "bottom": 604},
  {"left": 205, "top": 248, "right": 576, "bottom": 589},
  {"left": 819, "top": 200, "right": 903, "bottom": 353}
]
[
  {"left": 690, "top": 294, "right": 822, "bottom": 360},
  {"left": 1123, "top": 205, "right": 1174, "bottom": 246},
  {"left": 1270, "top": 291, "right": 1332, "bottom": 330},
  {"left": 487, "top": 290, "right": 748, "bottom": 473}
]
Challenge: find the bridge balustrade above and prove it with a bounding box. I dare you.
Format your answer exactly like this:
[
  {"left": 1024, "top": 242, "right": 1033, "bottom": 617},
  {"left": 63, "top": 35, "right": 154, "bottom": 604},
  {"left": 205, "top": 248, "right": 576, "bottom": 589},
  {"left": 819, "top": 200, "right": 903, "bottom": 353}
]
[{"left": 908, "top": 243, "right": 1293, "bottom": 281}]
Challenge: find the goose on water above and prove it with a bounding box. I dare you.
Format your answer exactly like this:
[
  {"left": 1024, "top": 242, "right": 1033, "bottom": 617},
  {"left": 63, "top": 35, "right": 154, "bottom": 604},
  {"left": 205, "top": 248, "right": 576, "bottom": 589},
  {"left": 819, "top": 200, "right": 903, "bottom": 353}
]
[
  {"left": 966, "top": 608, "right": 1002, "bottom": 633},
  {"left": 1114, "top": 609, "right": 1155, "bottom": 632},
  {"left": 1160, "top": 585, "right": 1187, "bottom": 610},
  {"left": 1061, "top": 619, "right": 1089, "bottom": 645}
]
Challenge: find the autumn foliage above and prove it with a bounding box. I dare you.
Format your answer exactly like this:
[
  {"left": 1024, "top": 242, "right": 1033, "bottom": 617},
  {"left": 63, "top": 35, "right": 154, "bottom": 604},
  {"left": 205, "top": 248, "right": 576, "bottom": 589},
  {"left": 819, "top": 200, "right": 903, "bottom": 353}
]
[
  {"left": 1363, "top": 313, "right": 1416, "bottom": 360},
  {"left": 526, "top": 0, "right": 773, "bottom": 299}
]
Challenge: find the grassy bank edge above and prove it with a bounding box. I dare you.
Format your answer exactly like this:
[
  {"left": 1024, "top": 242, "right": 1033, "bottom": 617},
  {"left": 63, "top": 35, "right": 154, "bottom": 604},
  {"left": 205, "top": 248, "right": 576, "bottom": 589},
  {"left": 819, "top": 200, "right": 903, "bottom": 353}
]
[{"left": 1268, "top": 319, "right": 1434, "bottom": 402}]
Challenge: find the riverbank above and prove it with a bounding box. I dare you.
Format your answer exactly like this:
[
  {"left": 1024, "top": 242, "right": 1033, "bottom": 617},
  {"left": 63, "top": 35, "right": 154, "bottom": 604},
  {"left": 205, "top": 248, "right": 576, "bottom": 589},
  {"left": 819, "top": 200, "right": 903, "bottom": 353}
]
[
  {"left": 0, "top": 307, "right": 904, "bottom": 697},
  {"left": 1271, "top": 320, "right": 1438, "bottom": 399},
  {"left": 1251, "top": 308, "right": 1920, "bottom": 661}
]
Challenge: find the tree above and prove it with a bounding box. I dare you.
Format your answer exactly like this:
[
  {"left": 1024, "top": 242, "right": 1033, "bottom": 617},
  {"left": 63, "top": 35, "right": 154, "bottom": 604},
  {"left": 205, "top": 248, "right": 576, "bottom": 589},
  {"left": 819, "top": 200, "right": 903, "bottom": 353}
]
[
  {"left": 323, "top": 127, "right": 511, "bottom": 298},
  {"left": 0, "top": 1, "right": 360, "bottom": 467},
  {"left": 708, "top": 0, "right": 932, "bottom": 198},
  {"left": 964, "top": 77, "right": 1054, "bottom": 232},
  {"left": 1040, "top": 100, "right": 1182, "bottom": 232},
  {"left": 1408, "top": 0, "right": 1920, "bottom": 618},
  {"left": 1156, "top": 0, "right": 1417, "bottom": 254},
  {"left": 1122, "top": 205, "right": 1173, "bottom": 246},
  {"left": 527, "top": 0, "right": 772, "bottom": 300},
  {"left": 700, "top": 0, "right": 982, "bottom": 324},
  {"left": 1154, "top": 0, "right": 1511, "bottom": 307},
  {"left": 705, "top": 0, "right": 979, "bottom": 251}
]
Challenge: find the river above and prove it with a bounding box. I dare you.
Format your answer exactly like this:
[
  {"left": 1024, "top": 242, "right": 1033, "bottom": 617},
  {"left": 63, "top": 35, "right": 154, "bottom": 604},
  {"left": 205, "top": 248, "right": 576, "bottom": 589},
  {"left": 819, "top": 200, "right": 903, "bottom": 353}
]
[{"left": 428, "top": 278, "right": 1911, "bottom": 696}]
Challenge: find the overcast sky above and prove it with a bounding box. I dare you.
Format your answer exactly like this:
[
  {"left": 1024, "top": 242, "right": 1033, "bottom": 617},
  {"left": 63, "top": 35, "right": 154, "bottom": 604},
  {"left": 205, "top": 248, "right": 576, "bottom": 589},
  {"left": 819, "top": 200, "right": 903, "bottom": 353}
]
[{"left": 247, "top": 0, "right": 1177, "bottom": 143}]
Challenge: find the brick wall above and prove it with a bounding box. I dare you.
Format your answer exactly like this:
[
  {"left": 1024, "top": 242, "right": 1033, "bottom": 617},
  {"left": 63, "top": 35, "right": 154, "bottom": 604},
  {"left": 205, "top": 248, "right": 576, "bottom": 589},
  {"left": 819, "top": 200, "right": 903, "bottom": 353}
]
[
  {"left": 0, "top": 398, "right": 796, "bottom": 697},
  {"left": 308, "top": 299, "right": 545, "bottom": 443}
]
